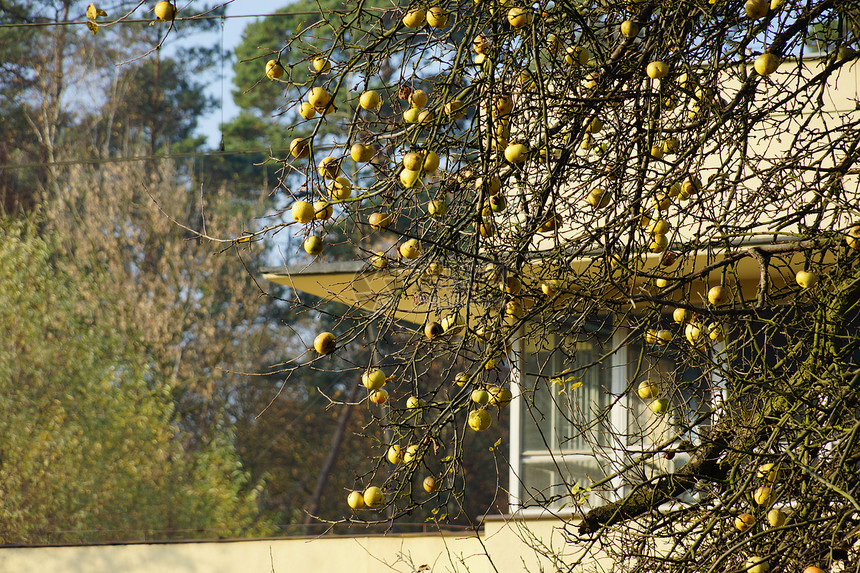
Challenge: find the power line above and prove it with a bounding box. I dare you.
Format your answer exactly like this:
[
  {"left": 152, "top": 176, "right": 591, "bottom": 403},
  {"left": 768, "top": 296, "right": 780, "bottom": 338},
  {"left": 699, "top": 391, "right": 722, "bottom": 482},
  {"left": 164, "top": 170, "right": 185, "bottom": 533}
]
[
  {"left": 0, "top": 9, "right": 361, "bottom": 29},
  {"left": 0, "top": 139, "right": 351, "bottom": 171},
  {"left": 0, "top": 147, "right": 289, "bottom": 171}
]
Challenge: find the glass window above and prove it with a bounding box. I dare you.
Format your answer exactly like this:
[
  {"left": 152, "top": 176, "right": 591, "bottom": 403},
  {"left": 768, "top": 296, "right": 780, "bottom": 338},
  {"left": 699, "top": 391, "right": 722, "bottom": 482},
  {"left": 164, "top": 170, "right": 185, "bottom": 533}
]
[
  {"left": 518, "top": 331, "right": 613, "bottom": 509},
  {"left": 514, "top": 329, "right": 713, "bottom": 510}
]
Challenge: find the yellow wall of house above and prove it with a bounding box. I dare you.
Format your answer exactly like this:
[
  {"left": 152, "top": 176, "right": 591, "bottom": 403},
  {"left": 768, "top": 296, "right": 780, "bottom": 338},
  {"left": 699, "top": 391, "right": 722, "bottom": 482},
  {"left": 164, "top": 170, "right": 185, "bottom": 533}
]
[{"left": 0, "top": 516, "right": 605, "bottom": 573}]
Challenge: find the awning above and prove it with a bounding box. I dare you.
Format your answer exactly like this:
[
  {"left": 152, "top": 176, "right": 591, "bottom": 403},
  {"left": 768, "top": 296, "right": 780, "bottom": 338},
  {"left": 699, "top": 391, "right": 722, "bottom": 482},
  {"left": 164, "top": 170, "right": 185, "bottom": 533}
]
[{"left": 261, "top": 240, "right": 810, "bottom": 327}]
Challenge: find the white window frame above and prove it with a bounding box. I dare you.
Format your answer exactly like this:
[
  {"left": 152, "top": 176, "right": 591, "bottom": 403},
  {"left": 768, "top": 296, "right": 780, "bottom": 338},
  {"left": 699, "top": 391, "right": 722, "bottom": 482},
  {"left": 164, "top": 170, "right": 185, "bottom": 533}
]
[{"left": 508, "top": 326, "right": 699, "bottom": 513}]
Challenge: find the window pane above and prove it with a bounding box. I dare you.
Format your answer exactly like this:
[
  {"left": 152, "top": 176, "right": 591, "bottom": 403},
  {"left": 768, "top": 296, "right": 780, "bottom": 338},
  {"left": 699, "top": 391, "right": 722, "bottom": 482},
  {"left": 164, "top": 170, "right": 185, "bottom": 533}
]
[
  {"left": 521, "top": 333, "right": 611, "bottom": 454},
  {"left": 520, "top": 455, "right": 610, "bottom": 509},
  {"left": 518, "top": 330, "right": 613, "bottom": 508}
]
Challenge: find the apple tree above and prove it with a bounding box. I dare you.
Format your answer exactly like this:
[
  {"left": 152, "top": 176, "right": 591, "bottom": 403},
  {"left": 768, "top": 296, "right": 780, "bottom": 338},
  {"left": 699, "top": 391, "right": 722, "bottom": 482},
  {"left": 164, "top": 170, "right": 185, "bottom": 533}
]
[{"left": 232, "top": 0, "right": 859, "bottom": 570}]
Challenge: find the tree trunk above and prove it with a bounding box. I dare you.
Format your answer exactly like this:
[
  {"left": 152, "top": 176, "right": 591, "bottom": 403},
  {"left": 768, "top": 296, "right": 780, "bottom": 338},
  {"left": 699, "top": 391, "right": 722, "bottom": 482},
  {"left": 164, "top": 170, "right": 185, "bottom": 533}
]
[{"left": 302, "top": 381, "right": 361, "bottom": 535}]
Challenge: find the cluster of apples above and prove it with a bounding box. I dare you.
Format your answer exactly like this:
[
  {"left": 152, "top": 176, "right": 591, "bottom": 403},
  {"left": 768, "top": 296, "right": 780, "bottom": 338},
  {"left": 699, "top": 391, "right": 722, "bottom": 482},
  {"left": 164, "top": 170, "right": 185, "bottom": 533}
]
[
  {"left": 730, "top": 462, "right": 830, "bottom": 573},
  {"left": 635, "top": 379, "right": 669, "bottom": 416},
  {"left": 342, "top": 363, "right": 511, "bottom": 511}
]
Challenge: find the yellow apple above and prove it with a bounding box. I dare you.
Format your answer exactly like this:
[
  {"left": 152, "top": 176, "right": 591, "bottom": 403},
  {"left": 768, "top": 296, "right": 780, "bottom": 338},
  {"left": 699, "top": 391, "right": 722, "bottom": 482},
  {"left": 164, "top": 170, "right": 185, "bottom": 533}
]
[
  {"left": 299, "top": 102, "right": 316, "bottom": 120},
  {"left": 154, "top": 1, "right": 176, "bottom": 21},
  {"left": 403, "top": 107, "right": 421, "bottom": 123},
  {"left": 363, "top": 486, "right": 384, "bottom": 508},
  {"left": 504, "top": 143, "right": 529, "bottom": 163},
  {"left": 387, "top": 445, "right": 403, "bottom": 464},
  {"left": 757, "top": 462, "right": 779, "bottom": 483},
  {"left": 541, "top": 280, "right": 558, "bottom": 296},
  {"left": 745, "top": 557, "right": 769, "bottom": 573},
  {"left": 359, "top": 90, "right": 380, "bottom": 110},
  {"left": 400, "top": 168, "right": 422, "bottom": 188},
  {"left": 585, "top": 117, "right": 603, "bottom": 134},
  {"left": 426, "top": 6, "right": 449, "bottom": 28},
  {"left": 795, "top": 270, "right": 818, "bottom": 289},
  {"left": 350, "top": 143, "right": 374, "bottom": 162},
  {"left": 311, "top": 56, "right": 331, "bottom": 73},
  {"left": 767, "top": 508, "right": 786, "bottom": 527},
  {"left": 566, "top": 45, "right": 589, "bottom": 66},
  {"left": 662, "top": 137, "right": 680, "bottom": 154},
  {"left": 475, "top": 175, "right": 502, "bottom": 195},
  {"left": 708, "top": 285, "right": 729, "bottom": 305},
  {"left": 488, "top": 386, "right": 513, "bottom": 408},
  {"left": 427, "top": 261, "right": 443, "bottom": 275},
  {"left": 495, "top": 94, "right": 514, "bottom": 116},
  {"left": 646, "top": 61, "right": 669, "bottom": 79},
  {"left": 328, "top": 176, "right": 352, "bottom": 201},
  {"left": 292, "top": 201, "right": 315, "bottom": 224},
  {"left": 402, "top": 7, "right": 425, "bottom": 28},
  {"left": 313, "top": 332, "right": 336, "bottom": 355},
  {"left": 265, "top": 59, "right": 284, "bottom": 80},
  {"left": 441, "top": 312, "right": 464, "bottom": 333},
  {"left": 621, "top": 20, "right": 639, "bottom": 38},
  {"left": 371, "top": 252, "right": 387, "bottom": 270},
  {"left": 403, "top": 151, "right": 423, "bottom": 171},
  {"left": 400, "top": 239, "right": 421, "bottom": 259},
  {"left": 317, "top": 156, "right": 340, "bottom": 179},
  {"left": 347, "top": 490, "right": 365, "bottom": 509},
  {"left": 428, "top": 199, "right": 448, "bottom": 216},
  {"left": 423, "top": 476, "right": 439, "bottom": 493},
  {"left": 403, "top": 444, "right": 419, "bottom": 463},
  {"left": 754, "top": 485, "right": 775, "bottom": 506},
  {"left": 708, "top": 322, "right": 724, "bottom": 342},
  {"left": 652, "top": 194, "right": 671, "bottom": 211},
  {"left": 745, "top": 0, "right": 768, "bottom": 19},
  {"left": 417, "top": 109, "right": 434, "bottom": 124},
  {"left": 478, "top": 219, "right": 495, "bottom": 238},
  {"left": 735, "top": 513, "right": 755, "bottom": 531},
  {"left": 490, "top": 195, "right": 506, "bottom": 212},
  {"left": 308, "top": 87, "right": 332, "bottom": 110},
  {"left": 303, "top": 236, "right": 323, "bottom": 256},
  {"left": 754, "top": 53, "right": 780, "bottom": 76},
  {"left": 290, "top": 138, "right": 309, "bottom": 158},
  {"left": 468, "top": 409, "right": 492, "bottom": 431},
  {"left": 685, "top": 323, "right": 702, "bottom": 345},
  {"left": 507, "top": 7, "right": 532, "bottom": 27},
  {"left": 681, "top": 176, "right": 702, "bottom": 198},
  {"left": 649, "top": 234, "right": 669, "bottom": 253},
  {"left": 649, "top": 219, "right": 670, "bottom": 235},
  {"left": 368, "top": 211, "right": 392, "bottom": 231},
  {"left": 455, "top": 372, "right": 468, "bottom": 386},
  {"left": 313, "top": 200, "right": 332, "bottom": 221},
  {"left": 473, "top": 34, "right": 490, "bottom": 54},
  {"left": 409, "top": 89, "right": 428, "bottom": 108},
  {"left": 505, "top": 300, "right": 523, "bottom": 318},
  {"left": 847, "top": 225, "right": 860, "bottom": 249},
  {"left": 369, "top": 388, "right": 388, "bottom": 404},
  {"left": 471, "top": 389, "right": 490, "bottom": 404},
  {"left": 445, "top": 99, "right": 466, "bottom": 119},
  {"left": 586, "top": 188, "right": 610, "bottom": 209},
  {"left": 650, "top": 398, "right": 670, "bottom": 414},
  {"left": 637, "top": 380, "right": 658, "bottom": 399},
  {"left": 423, "top": 150, "right": 440, "bottom": 173},
  {"left": 424, "top": 321, "right": 443, "bottom": 339},
  {"left": 361, "top": 368, "right": 386, "bottom": 390}
]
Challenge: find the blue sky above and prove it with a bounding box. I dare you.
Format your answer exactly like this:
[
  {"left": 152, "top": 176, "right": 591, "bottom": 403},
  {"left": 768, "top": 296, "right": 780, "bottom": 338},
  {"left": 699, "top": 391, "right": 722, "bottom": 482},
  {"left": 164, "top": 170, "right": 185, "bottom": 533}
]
[{"left": 183, "top": 0, "right": 282, "bottom": 147}]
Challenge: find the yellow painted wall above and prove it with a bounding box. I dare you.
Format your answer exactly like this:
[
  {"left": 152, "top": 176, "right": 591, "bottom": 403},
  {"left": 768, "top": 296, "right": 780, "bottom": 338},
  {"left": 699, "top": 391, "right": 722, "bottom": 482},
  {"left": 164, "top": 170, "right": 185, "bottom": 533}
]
[{"left": 0, "top": 516, "right": 608, "bottom": 573}]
